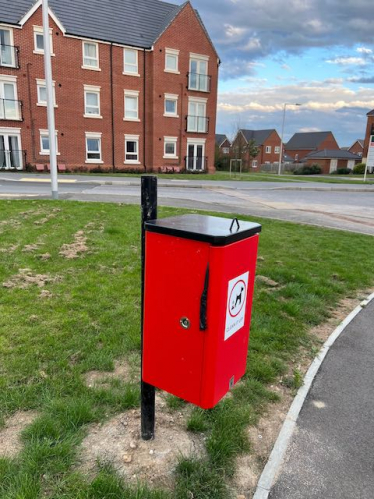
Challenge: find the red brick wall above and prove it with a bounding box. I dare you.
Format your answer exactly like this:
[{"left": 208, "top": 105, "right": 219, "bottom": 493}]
[
  {"left": 285, "top": 133, "right": 339, "bottom": 161},
  {"left": 363, "top": 115, "right": 374, "bottom": 161},
  {"left": 0, "top": 2, "right": 218, "bottom": 172},
  {"left": 349, "top": 141, "right": 363, "bottom": 157}
]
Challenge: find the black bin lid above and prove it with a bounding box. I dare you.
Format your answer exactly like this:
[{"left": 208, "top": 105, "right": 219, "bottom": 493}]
[{"left": 145, "top": 214, "right": 261, "bottom": 246}]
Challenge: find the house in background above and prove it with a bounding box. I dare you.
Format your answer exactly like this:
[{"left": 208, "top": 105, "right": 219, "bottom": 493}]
[
  {"left": 304, "top": 150, "right": 361, "bottom": 174},
  {"left": 348, "top": 139, "right": 364, "bottom": 157},
  {"left": 285, "top": 131, "right": 339, "bottom": 162},
  {"left": 232, "top": 129, "right": 281, "bottom": 170},
  {"left": 0, "top": 0, "right": 219, "bottom": 173},
  {"left": 363, "top": 109, "right": 374, "bottom": 164},
  {"left": 215, "top": 134, "right": 231, "bottom": 155}
]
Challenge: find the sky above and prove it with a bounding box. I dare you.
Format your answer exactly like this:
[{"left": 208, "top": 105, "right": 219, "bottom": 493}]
[{"left": 191, "top": 0, "right": 374, "bottom": 146}]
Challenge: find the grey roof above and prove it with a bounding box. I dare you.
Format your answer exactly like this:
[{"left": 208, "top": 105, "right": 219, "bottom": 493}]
[
  {"left": 350, "top": 139, "right": 364, "bottom": 148},
  {"left": 286, "top": 131, "right": 333, "bottom": 150},
  {"left": 0, "top": 0, "right": 185, "bottom": 48},
  {"left": 305, "top": 149, "right": 361, "bottom": 160},
  {"left": 215, "top": 134, "right": 229, "bottom": 147},
  {"left": 239, "top": 129, "right": 276, "bottom": 146},
  {"left": 367, "top": 109, "right": 374, "bottom": 116}
]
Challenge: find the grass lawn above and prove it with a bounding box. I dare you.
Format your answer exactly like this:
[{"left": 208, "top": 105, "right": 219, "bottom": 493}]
[{"left": 0, "top": 200, "right": 374, "bottom": 498}]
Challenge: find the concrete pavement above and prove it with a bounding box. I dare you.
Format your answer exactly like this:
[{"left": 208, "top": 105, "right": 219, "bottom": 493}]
[{"left": 264, "top": 297, "right": 374, "bottom": 499}]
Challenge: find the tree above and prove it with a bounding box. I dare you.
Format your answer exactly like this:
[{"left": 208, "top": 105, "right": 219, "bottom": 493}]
[{"left": 246, "top": 138, "right": 259, "bottom": 164}]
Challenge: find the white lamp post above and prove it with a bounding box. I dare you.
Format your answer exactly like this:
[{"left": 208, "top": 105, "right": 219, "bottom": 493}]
[
  {"left": 278, "top": 103, "right": 301, "bottom": 176},
  {"left": 42, "top": 0, "right": 58, "bottom": 199}
]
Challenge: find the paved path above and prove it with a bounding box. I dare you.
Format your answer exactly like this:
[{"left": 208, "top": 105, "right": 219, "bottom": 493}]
[
  {"left": 0, "top": 172, "right": 373, "bottom": 235},
  {"left": 269, "top": 299, "right": 374, "bottom": 499}
]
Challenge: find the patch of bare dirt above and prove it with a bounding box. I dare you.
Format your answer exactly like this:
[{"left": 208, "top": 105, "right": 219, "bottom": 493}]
[
  {"left": 79, "top": 396, "right": 204, "bottom": 489},
  {"left": 2, "top": 268, "right": 60, "bottom": 289},
  {"left": 39, "top": 289, "right": 53, "bottom": 299},
  {"left": 84, "top": 357, "right": 140, "bottom": 388},
  {"left": 22, "top": 243, "right": 43, "bottom": 253},
  {"left": 34, "top": 208, "right": 61, "bottom": 226},
  {"left": 0, "top": 244, "right": 19, "bottom": 253},
  {"left": 37, "top": 253, "right": 52, "bottom": 261},
  {"left": 0, "top": 411, "right": 38, "bottom": 458},
  {"left": 59, "top": 231, "right": 88, "bottom": 259},
  {"left": 233, "top": 290, "right": 372, "bottom": 498},
  {"left": 256, "top": 276, "right": 280, "bottom": 287}
]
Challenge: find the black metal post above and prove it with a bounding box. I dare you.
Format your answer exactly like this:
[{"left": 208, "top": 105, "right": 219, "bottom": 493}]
[{"left": 141, "top": 175, "right": 157, "bottom": 440}]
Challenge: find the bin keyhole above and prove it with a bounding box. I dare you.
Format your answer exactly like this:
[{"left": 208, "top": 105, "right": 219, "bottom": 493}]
[{"left": 180, "top": 317, "right": 191, "bottom": 330}]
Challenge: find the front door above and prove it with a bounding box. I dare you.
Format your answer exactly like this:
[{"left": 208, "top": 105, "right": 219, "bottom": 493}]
[
  {"left": 187, "top": 143, "right": 205, "bottom": 171},
  {"left": 329, "top": 159, "right": 338, "bottom": 173},
  {"left": 0, "top": 133, "right": 22, "bottom": 170}
]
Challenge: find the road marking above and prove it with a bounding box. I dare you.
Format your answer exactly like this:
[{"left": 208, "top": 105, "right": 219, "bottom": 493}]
[
  {"left": 0, "top": 193, "right": 39, "bottom": 197},
  {"left": 20, "top": 178, "right": 77, "bottom": 183}
]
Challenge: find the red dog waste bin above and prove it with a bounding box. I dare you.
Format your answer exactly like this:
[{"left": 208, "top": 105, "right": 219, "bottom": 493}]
[{"left": 142, "top": 214, "right": 261, "bottom": 409}]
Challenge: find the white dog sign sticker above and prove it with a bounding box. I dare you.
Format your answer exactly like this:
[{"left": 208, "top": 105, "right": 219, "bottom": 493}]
[{"left": 224, "top": 271, "right": 249, "bottom": 340}]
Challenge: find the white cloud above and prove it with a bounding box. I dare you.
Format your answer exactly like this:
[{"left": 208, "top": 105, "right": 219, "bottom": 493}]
[
  {"left": 326, "top": 57, "right": 367, "bottom": 65},
  {"left": 357, "top": 47, "right": 372, "bottom": 54}
]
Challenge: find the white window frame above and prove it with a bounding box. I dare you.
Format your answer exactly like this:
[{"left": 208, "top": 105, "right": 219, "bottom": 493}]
[
  {"left": 124, "top": 90, "right": 140, "bottom": 121},
  {"left": 82, "top": 41, "right": 100, "bottom": 71},
  {"left": 33, "top": 26, "right": 54, "bottom": 55},
  {"left": 123, "top": 48, "right": 139, "bottom": 76},
  {"left": 124, "top": 134, "right": 140, "bottom": 164},
  {"left": 0, "top": 75, "right": 21, "bottom": 120},
  {"left": 189, "top": 53, "right": 209, "bottom": 92},
  {"left": 83, "top": 85, "right": 101, "bottom": 118},
  {"left": 187, "top": 97, "right": 208, "bottom": 133},
  {"left": 165, "top": 48, "right": 180, "bottom": 74},
  {"left": 252, "top": 159, "right": 258, "bottom": 168},
  {"left": 265, "top": 146, "right": 272, "bottom": 154},
  {"left": 222, "top": 147, "right": 230, "bottom": 154},
  {"left": 36, "top": 79, "right": 57, "bottom": 107},
  {"left": 164, "top": 93, "right": 179, "bottom": 117},
  {"left": 39, "top": 129, "right": 59, "bottom": 156},
  {"left": 163, "top": 136, "right": 178, "bottom": 159},
  {"left": 0, "top": 27, "right": 16, "bottom": 68},
  {"left": 275, "top": 146, "right": 280, "bottom": 154},
  {"left": 85, "top": 132, "right": 103, "bottom": 163}
]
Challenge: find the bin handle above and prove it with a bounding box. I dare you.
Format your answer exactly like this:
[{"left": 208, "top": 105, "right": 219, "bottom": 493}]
[
  {"left": 200, "top": 265, "right": 209, "bottom": 331},
  {"left": 230, "top": 217, "right": 240, "bottom": 233}
]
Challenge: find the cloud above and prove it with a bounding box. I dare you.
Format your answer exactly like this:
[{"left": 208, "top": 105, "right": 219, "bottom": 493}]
[
  {"left": 326, "top": 57, "right": 367, "bottom": 65},
  {"left": 347, "top": 76, "right": 374, "bottom": 83},
  {"left": 357, "top": 47, "right": 372, "bottom": 54}
]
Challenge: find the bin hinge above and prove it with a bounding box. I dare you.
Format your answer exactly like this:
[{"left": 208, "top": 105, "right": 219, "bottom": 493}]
[{"left": 200, "top": 265, "right": 209, "bottom": 331}]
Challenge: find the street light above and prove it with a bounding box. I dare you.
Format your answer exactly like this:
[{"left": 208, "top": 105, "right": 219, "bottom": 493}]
[{"left": 278, "top": 103, "right": 301, "bottom": 176}]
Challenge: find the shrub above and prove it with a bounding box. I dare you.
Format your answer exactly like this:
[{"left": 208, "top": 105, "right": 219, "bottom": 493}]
[
  {"left": 332, "top": 168, "right": 351, "bottom": 175},
  {"left": 353, "top": 163, "right": 366, "bottom": 174},
  {"left": 294, "top": 163, "right": 322, "bottom": 175}
]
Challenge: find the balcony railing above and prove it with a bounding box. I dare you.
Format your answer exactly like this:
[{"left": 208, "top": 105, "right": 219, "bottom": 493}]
[
  {"left": 185, "top": 156, "right": 207, "bottom": 172},
  {"left": 0, "top": 44, "right": 19, "bottom": 68},
  {"left": 0, "top": 150, "right": 26, "bottom": 170},
  {"left": 0, "top": 99, "right": 22, "bottom": 120},
  {"left": 187, "top": 72, "right": 211, "bottom": 92},
  {"left": 186, "top": 115, "right": 209, "bottom": 133}
]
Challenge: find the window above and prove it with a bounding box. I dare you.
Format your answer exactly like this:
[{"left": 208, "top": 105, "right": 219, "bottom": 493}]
[
  {"left": 124, "top": 49, "right": 138, "bottom": 75},
  {"left": 222, "top": 147, "right": 230, "bottom": 154},
  {"left": 187, "top": 98, "right": 207, "bottom": 133},
  {"left": 165, "top": 48, "right": 179, "bottom": 73},
  {"left": 189, "top": 54, "right": 209, "bottom": 91},
  {"left": 164, "top": 93, "right": 178, "bottom": 117},
  {"left": 33, "top": 26, "right": 53, "bottom": 55},
  {"left": 82, "top": 42, "right": 99, "bottom": 70},
  {"left": 265, "top": 146, "right": 271, "bottom": 153},
  {"left": 124, "top": 90, "right": 139, "bottom": 121},
  {"left": 36, "top": 79, "right": 56, "bottom": 107},
  {"left": 0, "top": 76, "right": 20, "bottom": 120},
  {"left": 125, "top": 135, "right": 139, "bottom": 163},
  {"left": 39, "top": 130, "right": 59, "bottom": 155},
  {"left": 85, "top": 133, "right": 102, "bottom": 163},
  {"left": 84, "top": 85, "right": 101, "bottom": 117},
  {"left": 275, "top": 146, "right": 280, "bottom": 154},
  {"left": 0, "top": 28, "right": 16, "bottom": 67},
  {"left": 164, "top": 137, "right": 178, "bottom": 159},
  {"left": 252, "top": 160, "right": 258, "bottom": 168}
]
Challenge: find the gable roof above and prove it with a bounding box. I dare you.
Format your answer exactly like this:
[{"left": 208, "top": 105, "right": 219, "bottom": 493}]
[
  {"left": 0, "top": 0, "right": 185, "bottom": 48},
  {"left": 239, "top": 129, "right": 277, "bottom": 146},
  {"left": 215, "top": 134, "right": 229, "bottom": 147},
  {"left": 286, "top": 131, "right": 334, "bottom": 151},
  {"left": 349, "top": 139, "right": 364, "bottom": 149},
  {"left": 305, "top": 149, "right": 361, "bottom": 160},
  {"left": 367, "top": 109, "right": 374, "bottom": 116}
]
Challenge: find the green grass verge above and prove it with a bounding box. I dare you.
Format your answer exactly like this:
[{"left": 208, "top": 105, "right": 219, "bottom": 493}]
[{"left": 0, "top": 200, "right": 373, "bottom": 498}]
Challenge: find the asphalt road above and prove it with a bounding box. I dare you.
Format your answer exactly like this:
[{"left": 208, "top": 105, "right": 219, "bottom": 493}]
[
  {"left": 269, "top": 298, "right": 374, "bottom": 499},
  {"left": 0, "top": 173, "right": 373, "bottom": 235}
]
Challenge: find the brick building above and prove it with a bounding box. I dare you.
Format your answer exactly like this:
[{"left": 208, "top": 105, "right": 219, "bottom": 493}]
[
  {"left": 348, "top": 139, "right": 364, "bottom": 157},
  {"left": 232, "top": 129, "right": 281, "bottom": 170},
  {"left": 304, "top": 150, "right": 361, "bottom": 174},
  {"left": 285, "top": 131, "right": 339, "bottom": 162},
  {"left": 0, "top": 0, "right": 219, "bottom": 173},
  {"left": 215, "top": 134, "right": 230, "bottom": 155},
  {"left": 363, "top": 109, "right": 374, "bottom": 164}
]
